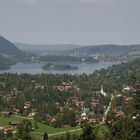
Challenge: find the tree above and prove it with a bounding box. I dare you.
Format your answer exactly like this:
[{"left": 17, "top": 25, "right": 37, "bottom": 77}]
[
  {"left": 33, "top": 119, "right": 38, "bottom": 129},
  {"left": 79, "top": 123, "right": 96, "bottom": 140},
  {"left": 109, "top": 117, "right": 140, "bottom": 140},
  {"left": 95, "top": 125, "right": 110, "bottom": 140},
  {"left": 41, "top": 132, "right": 48, "bottom": 140},
  {"left": 17, "top": 119, "right": 33, "bottom": 140},
  {"left": 0, "top": 130, "right": 5, "bottom": 140},
  {"left": 133, "top": 83, "right": 140, "bottom": 116},
  {"left": 62, "top": 107, "right": 76, "bottom": 126}
]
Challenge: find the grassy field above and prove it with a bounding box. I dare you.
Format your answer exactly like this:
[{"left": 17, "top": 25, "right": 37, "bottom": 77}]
[
  {"left": 31, "top": 122, "right": 81, "bottom": 139},
  {"left": 0, "top": 115, "right": 81, "bottom": 139},
  {"left": 0, "top": 115, "right": 109, "bottom": 139},
  {"left": 0, "top": 115, "right": 24, "bottom": 126}
]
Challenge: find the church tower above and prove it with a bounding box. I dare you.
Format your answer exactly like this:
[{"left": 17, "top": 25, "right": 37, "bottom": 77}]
[{"left": 101, "top": 85, "right": 106, "bottom": 96}]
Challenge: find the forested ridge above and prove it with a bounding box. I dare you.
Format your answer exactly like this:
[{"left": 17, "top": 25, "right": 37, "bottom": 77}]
[{"left": 0, "top": 36, "right": 21, "bottom": 55}]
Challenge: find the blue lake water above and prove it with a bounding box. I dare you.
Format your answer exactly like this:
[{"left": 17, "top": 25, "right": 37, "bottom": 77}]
[{"left": 0, "top": 61, "right": 121, "bottom": 75}]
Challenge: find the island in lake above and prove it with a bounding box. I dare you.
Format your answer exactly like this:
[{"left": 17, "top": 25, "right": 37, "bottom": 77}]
[{"left": 42, "top": 63, "right": 78, "bottom": 70}]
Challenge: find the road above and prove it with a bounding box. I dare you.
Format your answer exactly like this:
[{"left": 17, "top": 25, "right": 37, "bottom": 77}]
[
  {"left": 49, "top": 128, "right": 82, "bottom": 137},
  {"left": 31, "top": 128, "right": 82, "bottom": 137},
  {"left": 13, "top": 115, "right": 34, "bottom": 120},
  {"left": 102, "top": 94, "right": 114, "bottom": 123}
]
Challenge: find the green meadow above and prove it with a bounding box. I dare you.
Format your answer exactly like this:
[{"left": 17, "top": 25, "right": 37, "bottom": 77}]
[{"left": 0, "top": 115, "right": 81, "bottom": 139}]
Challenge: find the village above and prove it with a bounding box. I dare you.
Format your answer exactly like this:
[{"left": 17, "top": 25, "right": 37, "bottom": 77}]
[{"left": 0, "top": 78, "right": 137, "bottom": 137}]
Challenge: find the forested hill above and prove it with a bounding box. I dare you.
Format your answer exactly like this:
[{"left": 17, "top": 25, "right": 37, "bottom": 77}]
[
  {"left": 0, "top": 55, "right": 12, "bottom": 70},
  {"left": 14, "top": 42, "right": 81, "bottom": 53},
  {"left": 0, "top": 35, "right": 21, "bottom": 55},
  {"left": 66, "top": 44, "right": 140, "bottom": 55}
]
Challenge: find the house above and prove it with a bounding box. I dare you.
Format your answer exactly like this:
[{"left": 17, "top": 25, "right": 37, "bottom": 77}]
[
  {"left": 88, "top": 118, "right": 97, "bottom": 124},
  {"left": 35, "top": 83, "right": 44, "bottom": 90},
  {"left": 56, "top": 81, "right": 79, "bottom": 92},
  {"left": 2, "top": 127, "right": 12, "bottom": 134},
  {"left": 116, "top": 94, "right": 122, "bottom": 97},
  {"left": 28, "top": 111, "right": 37, "bottom": 117},
  {"left": 0, "top": 126, "right": 4, "bottom": 130},
  {"left": 9, "top": 121, "right": 22, "bottom": 128},
  {"left": 13, "top": 108, "right": 20, "bottom": 114},
  {"left": 74, "top": 87, "right": 80, "bottom": 92},
  {"left": 91, "top": 99, "right": 99, "bottom": 107},
  {"left": 24, "top": 102, "right": 31, "bottom": 109},
  {"left": 132, "top": 114, "right": 139, "bottom": 120},
  {"left": 75, "top": 119, "right": 81, "bottom": 125},
  {"left": 122, "top": 85, "right": 132, "bottom": 92},
  {"left": 115, "top": 111, "right": 124, "bottom": 118},
  {"left": 31, "top": 80, "right": 37, "bottom": 84},
  {"left": 72, "top": 99, "right": 84, "bottom": 107},
  {"left": 123, "top": 96, "right": 133, "bottom": 102},
  {"left": 124, "top": 86, "right": 130, "bottom": 90},
  {"left": 81, "top": 112, "right": 87, "bottom": 120},
  {"left": 50, "top": 118, "right": 56, "bottom": 124},
  {"left": 83, "top": 108, "right": 90, "bottom": 114},
  {"left": 1, "top": 111, "right": 11, "bottom": 117},
  {"left": 57, "top": 85, "right": 72, "bottom": 92}
]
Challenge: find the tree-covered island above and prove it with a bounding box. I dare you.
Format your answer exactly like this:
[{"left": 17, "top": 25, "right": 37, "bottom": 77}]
[{"left": 42, "top": 63, "right": 78, "bottom": 70}]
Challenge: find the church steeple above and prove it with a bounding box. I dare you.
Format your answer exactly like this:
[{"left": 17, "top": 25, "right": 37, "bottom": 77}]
[{"left": 101, "top": 85, "right": 106, "bottom": 96}]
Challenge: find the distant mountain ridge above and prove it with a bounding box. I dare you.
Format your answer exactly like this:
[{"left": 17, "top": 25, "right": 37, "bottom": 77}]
[
  {"left": 0, "top": 35, "right": 21, "bottom": 55},
  {"left": 15, "top": 42, "right": 140, "bottom": 56},
  {"left": 15, "top": 42, "right": 81, "bottom": 52},
  {"left": 0, "top": 35, "right": 139, "bottom": 56}
]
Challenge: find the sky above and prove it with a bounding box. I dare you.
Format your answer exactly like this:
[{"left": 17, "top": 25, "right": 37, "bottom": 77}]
[{"left": 0, "top": 0, "right": 140, "bottom": 45}]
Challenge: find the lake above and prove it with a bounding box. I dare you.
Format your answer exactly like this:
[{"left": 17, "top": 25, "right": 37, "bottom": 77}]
[{"left": 0, "top": 61, "right": 121, "bottom": 75}]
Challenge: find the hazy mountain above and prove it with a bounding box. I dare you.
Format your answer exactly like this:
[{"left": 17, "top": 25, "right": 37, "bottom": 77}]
[
  {"left": 14, "top": 42, "right": 140, "bottom": 56},
  {"left": 15, "top": 42, "right": 82, "bottom": 54},
  {"left": 0, "top": 35, "right": 21, "bottom": 55}
]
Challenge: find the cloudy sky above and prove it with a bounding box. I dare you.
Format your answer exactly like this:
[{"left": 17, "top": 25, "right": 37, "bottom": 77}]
[{"left": 0, "top": 0, "right": 140, "bottom": 45}]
